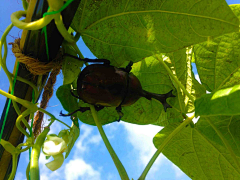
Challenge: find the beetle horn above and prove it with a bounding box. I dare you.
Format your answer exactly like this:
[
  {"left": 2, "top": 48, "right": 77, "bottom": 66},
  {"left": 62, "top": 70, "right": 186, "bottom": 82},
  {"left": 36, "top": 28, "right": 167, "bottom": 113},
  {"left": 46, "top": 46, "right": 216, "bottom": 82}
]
[{"left": 141, "top": 90, "right": 175, "bottom": 112}]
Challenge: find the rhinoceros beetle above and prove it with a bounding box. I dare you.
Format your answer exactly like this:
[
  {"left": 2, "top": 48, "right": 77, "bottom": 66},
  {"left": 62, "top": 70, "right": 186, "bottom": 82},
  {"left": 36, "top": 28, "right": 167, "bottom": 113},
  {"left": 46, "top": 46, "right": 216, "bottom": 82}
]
[{"left": 60, "top": 54, "right": 175, "bottom": 119}]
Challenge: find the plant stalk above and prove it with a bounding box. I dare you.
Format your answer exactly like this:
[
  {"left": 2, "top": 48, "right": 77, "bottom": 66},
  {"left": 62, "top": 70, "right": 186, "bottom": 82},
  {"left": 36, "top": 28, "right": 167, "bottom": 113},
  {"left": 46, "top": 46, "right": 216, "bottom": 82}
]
[
  {"left": 30, "top": 127, "right": 50, "bottom": 180},
  {"left": 155, "top": 54, "right": 195, "bottom": 103},
  {"left": 138, "top": 115, "right": 194, "bottom": 180},
  {"left": 8, "top": 153, "right": 19, "bottom": 180},
  {"left": 90, "top": 105, "right": 129, "bottom": 180},
  {"left": 0, "top": 89, "right": 38, "bottom": 112}
]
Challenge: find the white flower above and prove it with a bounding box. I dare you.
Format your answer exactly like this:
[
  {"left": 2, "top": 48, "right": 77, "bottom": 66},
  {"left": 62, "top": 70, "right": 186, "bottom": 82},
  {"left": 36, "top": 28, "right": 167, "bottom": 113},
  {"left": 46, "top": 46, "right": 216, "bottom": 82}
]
[
  {"left": 42, "top": 135, "right": 67, "bottom": 171},
  {"left": 45, "top": 154, "right": 64, "bottom": 171}
]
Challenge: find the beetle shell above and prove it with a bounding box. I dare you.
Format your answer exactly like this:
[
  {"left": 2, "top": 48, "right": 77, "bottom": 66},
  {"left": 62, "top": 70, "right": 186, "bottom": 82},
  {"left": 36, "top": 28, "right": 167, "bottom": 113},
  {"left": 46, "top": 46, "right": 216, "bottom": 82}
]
[{"left": 77, "top": 64, "right": 142, "bottom": 107}]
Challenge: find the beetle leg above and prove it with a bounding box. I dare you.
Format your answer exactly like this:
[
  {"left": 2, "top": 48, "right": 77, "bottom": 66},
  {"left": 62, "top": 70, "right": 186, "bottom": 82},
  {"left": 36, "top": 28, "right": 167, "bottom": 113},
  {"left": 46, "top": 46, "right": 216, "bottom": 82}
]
[
  {"left": 60, "top": 106, "right": 104, "bottom": 116},
  {"left": 70, "top": 89, "right": 80, "bottom": 99},
  {"left": 64, "top": 53, "right": 110, "bottom": 65},
  {"left": 125, "top": 61, "right": 133, "bottom": 73},
  {"left": 116, "top": 106, "right": 123, "bottom": 122},
  {"left": 60, "top": 107, "right": 90, "bottom": 116}
]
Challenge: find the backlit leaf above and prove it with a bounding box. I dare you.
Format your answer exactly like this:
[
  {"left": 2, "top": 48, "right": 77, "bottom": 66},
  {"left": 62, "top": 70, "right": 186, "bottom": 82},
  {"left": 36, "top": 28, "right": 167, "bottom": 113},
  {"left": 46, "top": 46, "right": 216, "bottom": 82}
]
[
  {"left": 56, "top": 85, "right": 79, "bottom": 115},
  {"left": 195, "top": 84, "right": 240, "bottom": 116},
  {"left": 71, "top": 0, "right": 239, "bottom": 66},
  {"left": 194, "top": 4, "right": 240, "bottom": 92},
  {"left": 62, "top": 46, "right": 83, "bottom": 85},
  {"left": 65, "top": 123, "right": 80, "bottom": 159},
  {"left": 153, "top": 122, "right": 240, "bottom": 179},
  {"left": 196, "top": 116, "right": 240, "bottom": 157}
]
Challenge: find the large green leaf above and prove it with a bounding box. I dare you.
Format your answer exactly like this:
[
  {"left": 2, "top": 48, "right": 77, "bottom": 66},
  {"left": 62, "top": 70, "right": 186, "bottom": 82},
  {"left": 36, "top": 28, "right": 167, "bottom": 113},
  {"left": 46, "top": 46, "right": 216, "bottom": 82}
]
[
  {"left": 76, "top": 101, "right": 119, "bottom": 126},
  {"left": 71, "top": 0, "right": 239, "bottom": 66},
  {"left": 153, "top": 122, "right": 240, "bottom": 179},
  {"left": 56, "top": 85, "right": 79, "bottom": 114},
  {"left": 65, "top": 123, "right": 80, "bottom": 159},
  {"left": 62, "top": 45, "right": 83, "bottom": 85},
  {"left": 195, "top": 84, "right": 240, "bottom": 116},
  {"left": 194, "top": 4, "right": 240, "bottom": 92},
  {"left": 196, "top": 116, "right": 240, "bottom": 157},
  {"left": 121, "top": 56, "right": 178, "bottom": 125}
]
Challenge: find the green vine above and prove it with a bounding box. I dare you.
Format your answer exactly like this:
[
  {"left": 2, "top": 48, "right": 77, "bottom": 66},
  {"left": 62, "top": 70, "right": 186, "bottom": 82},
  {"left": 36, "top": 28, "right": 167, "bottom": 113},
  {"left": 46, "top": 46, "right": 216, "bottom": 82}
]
[
  {"left": 0, "top": 0, "right": 219, "bottom": 179},
  {"left": 0, "top": 0, "right": 79, "bottom": 179},
  {"left": 90, "top": 105, "right": 130, "bottom": 180},
  {"left": 139, "top": 114, "right": 194, "bottom": 180}
]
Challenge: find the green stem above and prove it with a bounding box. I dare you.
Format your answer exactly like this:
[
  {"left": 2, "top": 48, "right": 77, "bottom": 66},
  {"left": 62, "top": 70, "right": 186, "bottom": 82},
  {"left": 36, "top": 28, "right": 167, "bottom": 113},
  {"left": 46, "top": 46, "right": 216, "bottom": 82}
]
[
  {"left": 22, "top": 0, "right": 28, "bottom": 10},
  {"left": 37, "top": 108, "right": 70, "bottom": 128},
  {"left": 155, "top": 54, "right": 195, "bottom": 102},
  {"left": 8, "top": 153, "right": 19, "bottom": 180},
  {"left": 26, "top": 162, "right": 30, "bottom": 180},
  {"left": 0, "top": 89, "right": 38, "bottom": 112},
  {"left": 20, "top": 146, "right": 31, "bottom": 152},
  {"left": 30, "top": 127, "right": 50, "bottom": 180},
  {"left": 11, "top": 10, "right": 56, "bottom": 30},
  {"left": 16, "top": 109, "right": 31, "bottom": 138},
  {"left": 90, "top": 105, "right": 129, "bottom": 180},
  {"left": 206, "top": 118, "right": 240, "bottom": 174},
  {"left": 138, "top": 115, "right": 194, "bottom": 180},
  {"left": 11, "top": 73, "right": 39, "bottom": 99},
  {"left": 74, "top": 33, "right": 81, "bottom": 42},
  {"left": 54, "top": 118, "right": 71, "bottom": 129},
  {"left": 72, "top": 43, "right": 84, "bottom": 59},
  {"left": 0, "top": 24, "right": 22, "bottom": 116},
  {"left": 54, "top": 14, "right": 75, "bottom": 43}
]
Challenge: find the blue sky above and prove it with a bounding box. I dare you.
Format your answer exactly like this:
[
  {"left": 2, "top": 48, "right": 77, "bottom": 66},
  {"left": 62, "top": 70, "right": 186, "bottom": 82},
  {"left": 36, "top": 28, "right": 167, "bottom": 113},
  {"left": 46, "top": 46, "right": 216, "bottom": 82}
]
[{"left": 0, "top": 0, "right": 238, "bottom": 180}]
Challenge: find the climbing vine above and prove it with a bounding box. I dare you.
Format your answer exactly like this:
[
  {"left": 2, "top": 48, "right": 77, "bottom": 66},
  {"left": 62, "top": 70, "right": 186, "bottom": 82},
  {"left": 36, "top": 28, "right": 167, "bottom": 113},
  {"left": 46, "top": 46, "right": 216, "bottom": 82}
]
[{"left": 0, "top": 0, "right": 240, "bottom": 180}]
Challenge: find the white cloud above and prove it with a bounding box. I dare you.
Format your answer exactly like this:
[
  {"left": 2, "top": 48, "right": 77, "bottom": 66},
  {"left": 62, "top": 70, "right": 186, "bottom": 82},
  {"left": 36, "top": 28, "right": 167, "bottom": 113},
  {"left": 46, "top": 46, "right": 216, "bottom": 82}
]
[
  {"left": 122, "top": 123, "right": 166, "bottom": 175},
  {"left": 75, "top": 124, "right": 101, "bottom": 155},
  {"left": 15, "top": 172, "right": 25, "bottom": 180},
  {"left": 65, "top": 158, "right": 101, "bottom": 180},
  {"left": 172, "top": 164, "right": 185, "bottom": 179},
  {"left": 104, "top": 122, "right": 121, "bottom": 139}
]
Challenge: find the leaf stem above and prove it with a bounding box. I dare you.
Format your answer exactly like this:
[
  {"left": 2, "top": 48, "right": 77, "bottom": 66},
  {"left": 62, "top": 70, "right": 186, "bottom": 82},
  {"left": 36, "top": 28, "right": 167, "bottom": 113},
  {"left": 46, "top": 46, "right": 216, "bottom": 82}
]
[
  {"left": 10, "top": 73, "right": 39, "bottom": 99},
  {"left": 72, "top": 43, "right": 84, "bottom": 59},
  {"left": 11, "top": 10, "right": 56, "bottom": 30},
  {"left": 16, "top": 109, "right": 31, "bottom": 138},
  {"left": 206, "top": 118, "right": 240, "bottom": 174},
  {"left": 30, "top": 127, "right": 50, "bottom": 180},
  {"left": 139, "top": 114, "right": 194, "bottom": 180},
  {"left": 155, "top": 54, "right": 195, "bottom": 102},
  {"left": 37, "top": 108, "right": 70, "bottom": 128},
  {"left": 0, "top": 89, "right": 38, "bottom": 112},
  {"left": 8, "top": 154, "right": 19, "bottom": 180},
  {"left": 54, "top": 14, "right": 75, "bottom": 43},
  {"left": 90, "top": 105, "right": 129, "bottom": 180},
  {"left": 0, "top": 24, "right": 22, "bottom": 116}
]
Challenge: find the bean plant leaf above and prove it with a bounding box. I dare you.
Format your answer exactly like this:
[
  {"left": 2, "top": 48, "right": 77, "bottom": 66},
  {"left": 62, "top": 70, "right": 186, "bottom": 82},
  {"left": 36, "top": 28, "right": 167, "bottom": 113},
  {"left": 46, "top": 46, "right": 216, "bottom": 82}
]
[
  {"left": 195, "top": 84, "right": 240, "bottom": 116},
  {"left": 194, "top": 4, "right": 240, "bottom": 92},
  {"left": 153, "top": 123, "right": 240, "bottom": 180},
  {"left": 196, "top": 116, "right": 240, "bottom": 157},
  {"left": 65, "top": 123, "right": 80, "bottom": 159},
  {"left": 76, "top": 101, "right": 119, "bottom": 125},
  {"left": 62, "top": 46, "right": 83, "bottom": 85},
  {"left": 56, "top": 85, "right": 79, "bottom": 114},
  {"left": 71, "top": 0, "right": 239, "bottom": 66},
  {"left": 166, "top": 48, "right": 205, "bottom": 113}
]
